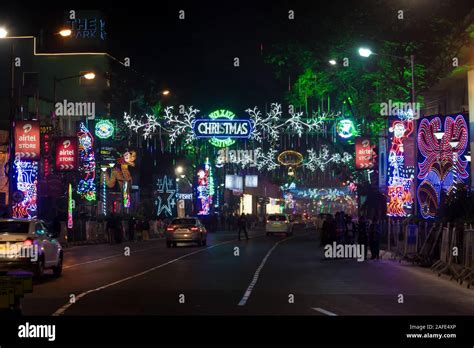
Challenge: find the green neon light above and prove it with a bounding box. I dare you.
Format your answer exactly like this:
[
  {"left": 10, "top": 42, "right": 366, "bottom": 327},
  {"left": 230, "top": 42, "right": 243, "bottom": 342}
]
[
  {"left": 208, "top": 109, "right": 236, "bottom": 147},
  {"left": 95, "top": 119, "right": 115, "bottom": 139}
]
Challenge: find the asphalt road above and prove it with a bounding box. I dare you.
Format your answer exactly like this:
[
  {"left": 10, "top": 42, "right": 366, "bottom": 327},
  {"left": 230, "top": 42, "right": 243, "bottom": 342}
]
[{"left": 20, "top": 228, "right": 474, "bottom": 316}]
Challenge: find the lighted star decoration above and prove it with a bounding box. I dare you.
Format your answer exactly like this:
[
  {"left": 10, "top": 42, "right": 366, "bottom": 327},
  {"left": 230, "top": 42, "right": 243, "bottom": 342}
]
[{"left": 155, "top": 175, "right": 176, "bottom": 217}]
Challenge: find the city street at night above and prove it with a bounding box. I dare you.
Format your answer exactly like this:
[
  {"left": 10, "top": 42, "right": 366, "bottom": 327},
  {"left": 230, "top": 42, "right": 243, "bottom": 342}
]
[
  {"left": 20, "top": 229, "right": 474, "bottom": 316},
  {"left": 2, "top": 1, "right": 474, "bottom": 346}
]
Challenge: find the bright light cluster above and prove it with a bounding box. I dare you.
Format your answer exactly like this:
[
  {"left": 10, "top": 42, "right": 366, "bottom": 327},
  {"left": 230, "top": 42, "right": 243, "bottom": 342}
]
[
  {"left": 417, "top": 114, "right": 469, "bottom": 219},
  {"left": 77, "top": 122, "right": 97, "bottom": 201},
  {"left": 197, "top": 158, "right": 213, "bottom": 215},
  {"left": 12, "top": 158, "right": 38, "bottom": 219},
  {"left": 386, "top": 118, "right": 414, "bottom": 217}
]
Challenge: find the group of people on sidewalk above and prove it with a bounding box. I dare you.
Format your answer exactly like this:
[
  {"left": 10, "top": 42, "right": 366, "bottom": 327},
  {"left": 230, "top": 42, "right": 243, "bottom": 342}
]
[
  {"left": 106, "top": 214, "right": 152, "bottom": 244},
  {"left": 318, "top": 212, "right": 381, "bottom": 260}
]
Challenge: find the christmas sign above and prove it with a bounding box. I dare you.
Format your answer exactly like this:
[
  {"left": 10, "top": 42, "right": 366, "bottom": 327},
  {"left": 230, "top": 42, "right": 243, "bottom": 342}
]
[
  {"left": 355, "top": 137, "right": 375, "bottom": 170},
  {"left": 56, "top": 137, "right": 78, "bottom": 171},
  {"left": 15, "top": 121, "right": 40, "bottom": 160}
]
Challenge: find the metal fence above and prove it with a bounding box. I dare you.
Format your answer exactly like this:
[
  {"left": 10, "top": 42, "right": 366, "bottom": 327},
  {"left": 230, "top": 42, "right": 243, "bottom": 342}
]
[{"left": 379, "top": 219, "right": 474, "bottom": 288}]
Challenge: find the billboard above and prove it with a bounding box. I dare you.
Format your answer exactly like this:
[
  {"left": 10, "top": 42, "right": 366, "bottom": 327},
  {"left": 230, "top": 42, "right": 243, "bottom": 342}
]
[
  {"left": 355, "top": 137, "right": 374, "bottom": 170},
  {"left": 15, "top": 121, "right": 40, "bottom": 160},
  {"left": 245, "top": 175, "right": 258, "bottom": 188},
  {"left": 56, "top": 137, "right": 78, "bottom": 171},
  {"left": 225, "top": 175, "right": 243, "bottom": 191}
]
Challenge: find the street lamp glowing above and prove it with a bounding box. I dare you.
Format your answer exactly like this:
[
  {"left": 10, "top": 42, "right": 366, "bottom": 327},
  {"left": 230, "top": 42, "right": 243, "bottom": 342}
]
[
  {"left": 176, "top": 166, "right": 184, "bottom": 174},
  {"left": 0, "top": 28, "right": 7, "bottom": 38},
  {"left": 83, "top": 72, "right": 96, "bottom": 80},
  {"left": 358, "top": 47, "right": 373, "bottom": 58},
  {"left": 162, "top": 90, "right": 170, "bottom": 96},
  {"left": 59, "top": 29, "right": 72, "bottom": 37},
  {"left": 328, "top": 59, "right": 337, "bottom": 65}
]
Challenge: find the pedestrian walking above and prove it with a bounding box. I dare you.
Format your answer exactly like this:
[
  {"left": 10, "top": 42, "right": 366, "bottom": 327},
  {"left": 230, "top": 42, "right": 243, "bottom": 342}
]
[
  {"left": 238, "top": 213, "right": 249, "bottom": 240},
  {"left": 369, "top": 216, "right": 381, "bottom": 260},
  {"left": 142, "top": 219, "right": 150, "bottom": 240},
  {"left": 114, "top": 215, "right": 123, "bottom": 244},
  {"left": 128, "top": 216, "right": 136, "bottom": 242},
  {"left": 357, "top": 215, "right": 369, "bottom": 259}
]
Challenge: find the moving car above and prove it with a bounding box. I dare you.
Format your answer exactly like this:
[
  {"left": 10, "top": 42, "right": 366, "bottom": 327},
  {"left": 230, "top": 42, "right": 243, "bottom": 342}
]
[
  {"left": 165, "top": 218, "right": 207, "bottom": 247},
  {"left": 266, "top": 214, "right": 293, "bottom": 236},
  {"left": 289, "top": 214, "right": 306, "bottom": 229},
  {"left": 0, "top": 219, "right": 63, "bottom": 278}
]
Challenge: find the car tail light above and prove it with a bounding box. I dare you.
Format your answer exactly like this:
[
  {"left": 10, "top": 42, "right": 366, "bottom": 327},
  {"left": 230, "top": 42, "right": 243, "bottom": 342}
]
[
  {"left": 166, "top": 227, "right": 175, "bottom": 232},
  {"left": 23, "top": 238, "right": 33, "bottom": 246},
  {"left": 190, "top": 227, "right": 199, "bottom": 231}
]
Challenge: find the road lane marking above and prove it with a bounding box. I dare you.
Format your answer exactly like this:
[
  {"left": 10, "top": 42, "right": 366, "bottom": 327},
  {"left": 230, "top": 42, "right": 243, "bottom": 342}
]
[
  {"left": 312, "top": 307, "right": 338, "bottom": 316},
  {"left": 63, "top": 245, "right": 164, "bottom": 269},
  {"left": 238, "top": 236, "right": 294, "bottom": 306},
  {"left": 63, "top": 233, "right": 264, "bottom": 269},
  {"left": 52, "top": 235, "right": 262, "bottom": 316}
]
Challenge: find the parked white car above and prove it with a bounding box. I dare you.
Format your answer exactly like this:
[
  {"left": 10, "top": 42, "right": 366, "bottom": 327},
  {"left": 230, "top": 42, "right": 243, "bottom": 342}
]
[{"left": 0, "top": 219, "right": 63, "bottom": 278}]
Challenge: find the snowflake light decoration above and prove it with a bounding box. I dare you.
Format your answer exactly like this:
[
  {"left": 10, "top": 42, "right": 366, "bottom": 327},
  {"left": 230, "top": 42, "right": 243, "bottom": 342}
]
[
  {"left": 123, "top": 113, "right": 160, "bottom": 140},
  {"left": 163, "top": 106, "right": 199, "bottom": 144},
  {"left": 255, "top": 148, "right": 279, "bottom": 171},
  {"left": 303, "top": 146, "right": 352, "bottom": 172}
]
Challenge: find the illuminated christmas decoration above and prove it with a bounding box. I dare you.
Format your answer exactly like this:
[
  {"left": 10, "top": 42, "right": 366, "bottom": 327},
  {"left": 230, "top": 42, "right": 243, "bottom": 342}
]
[
  {"left": 386, "top": 117, "right": 415, "bottom": 217},
  {"left": 277, "top": 150, "right": 304, "bottom": 166},
  {"left": 124, "top": 103, "right": 341, "bottom": 145},
  {"left": 101, "top": 167, "right": 107, "bottom": 215},
  {"left": 163, "top": 106, "right": 200, "bottom": 144},
  {"left": 124, "top": 113, "right": 160, "bottom": 140},
  {"left": 197, "top": 159, "right": 213, "bottom": 215},
  {"left": 303, "top": 146, "right": 352, "bottom": 172},
  {"left": 208, "top": 109, "right": 237, "bottom": 147},
  {"left": 95, "top": 119, "right": 115, "bottom": 139},
  {"left": 417, "top": 114, "right": 469, "bottom": 219},
  {"left": 246, "top": 103, "right": 326, "bottom": 143},
  {"left": 336, "top": 119, "right": 357, "bottom": 139},
  {"left": 103, "top": 150, "right": 136, "bottom": 192},
  {"left": 155, "top": 175, "right": 176, "bottom": 217},
  {"left": 77, "top": 122, "right": 97, "bottom": 201},
  {"left": 255, "top": 148, "right": 279, "bottom": 171},
  {"left": 67, "top": 183, "right": 73, "bottom": 229},
  {"left": 123, "top": 181, "right": 130, "bottom": 208},
  {"left": 12, "top": 158, "right": 38, "bottom": 219}
]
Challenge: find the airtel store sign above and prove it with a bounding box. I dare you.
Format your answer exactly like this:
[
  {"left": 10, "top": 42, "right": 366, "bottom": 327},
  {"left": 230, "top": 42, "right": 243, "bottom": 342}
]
[
  {"left": 56, "top": 137, "right": 78, "bottom": 171},
  {"left": 15, "top": 121, "right": 40, "bottom": 160}
]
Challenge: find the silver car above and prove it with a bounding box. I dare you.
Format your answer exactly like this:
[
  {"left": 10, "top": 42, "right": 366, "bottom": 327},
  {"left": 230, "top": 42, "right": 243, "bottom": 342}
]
[
  {"left": 166, "top": 218, "right": 207, "bottom": 247},
  {"left": 0, "top": 219, "right": 63, "bottom": 278}
]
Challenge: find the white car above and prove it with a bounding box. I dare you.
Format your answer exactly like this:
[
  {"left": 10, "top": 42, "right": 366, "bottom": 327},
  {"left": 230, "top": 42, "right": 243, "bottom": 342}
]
[
  {"left": 0, "top": 219, "right": 63, "bottom": 278},
  {"left": 265, "top": 214, "right": 293, "bottom": 236}
]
